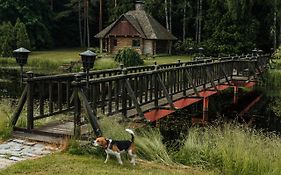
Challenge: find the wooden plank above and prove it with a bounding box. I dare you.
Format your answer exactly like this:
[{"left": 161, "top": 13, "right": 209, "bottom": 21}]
[{"left": 144, "top": 109, "right": 174, "bottom": 122}]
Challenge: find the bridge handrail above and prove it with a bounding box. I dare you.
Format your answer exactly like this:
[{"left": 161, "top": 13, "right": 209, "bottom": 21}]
[{"left": 27, "top": 54, "right": 269, "bottom": 82}]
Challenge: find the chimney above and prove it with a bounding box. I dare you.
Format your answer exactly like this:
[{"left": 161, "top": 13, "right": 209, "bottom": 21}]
[{"left": 135, "top": 0, "right": 144, "bottom": 11}]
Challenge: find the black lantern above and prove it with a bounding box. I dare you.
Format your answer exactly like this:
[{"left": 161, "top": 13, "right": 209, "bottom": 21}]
[
  {"left": 257, "top": 49, "right": 263, "bottom": 56},
  {"left": 252, "top": 48, "right": 258, "bottom": 56},
  {"left": 79, "top": 50, "right": 96, "bottom": 87},
  {"left": 13, "top": 47, "right": 30, "bottom": 66},
  {"left": 270, "top": 48, "right": 274, "bottom": 56},
  {"left": 80, "top": 50, "right": 96, "bottom": 70},
  {"left": 198, "top": 47, "right": 204, "bottom": 56},
  {"left": 13, "top": 47, "right": 31, "bottom": 87},
  {"left": 188, "top": 47, "right": 194, "bottom": 55}
]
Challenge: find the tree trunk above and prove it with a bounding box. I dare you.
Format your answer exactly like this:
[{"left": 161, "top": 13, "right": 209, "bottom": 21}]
[
  {"left": 86, "top": 0, "right": 90, "bottom": 47},
  {"left": 198, "top": 0, "right": 202, "bottom": 43},
  {"left": 78, "top": 0, "right": 83, "bottom": 47},
  {"left": 169, "top": 0, "right": 172, "bottom": 33},
  {"left": 83, "top": 0, "right": 87, "bottom": 46},
  {"left": 99, "top": 0, "right": 103, "bottom": 32},
  {"left": 165, "top": 0, "right": 169, "bottom": 31},
  {"left": 183, "top": 0, "right": 187, "bottom": 41},
  {"left": 274, "top": 0, "right": 277, "bottom": 50},
  {"left": 279, "top": 23, "right": 281, "bottom": 47},
  {"left": 195, "top": 0, "right": 199, "bottom": 43},
  {"left": 114, "top": 0, "right": 117, "bottom": 7}
]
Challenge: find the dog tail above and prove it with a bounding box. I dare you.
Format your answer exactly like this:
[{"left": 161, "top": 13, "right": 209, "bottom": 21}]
[{"left": 125, "top": 129, "right": 135, "bottom": 142}]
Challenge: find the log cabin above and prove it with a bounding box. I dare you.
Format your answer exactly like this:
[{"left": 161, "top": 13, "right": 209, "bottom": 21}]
[{"left": 95, "top": 1, "right": 177, "bottom": 55}]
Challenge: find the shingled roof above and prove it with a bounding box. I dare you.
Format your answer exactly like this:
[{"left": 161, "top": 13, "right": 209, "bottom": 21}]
[{"left": 95, "top": 10, "right": 177, "bottom": 40}]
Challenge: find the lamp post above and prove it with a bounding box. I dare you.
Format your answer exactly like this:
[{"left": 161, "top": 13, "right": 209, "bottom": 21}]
[
  {"left": 79, "top": 50, "right": 96, "bottom": 88},
  {"left": 13, "top": 47, "right": 30, "bottom": 87},
  {"left": 270, "top": 48, "right": 274, "bottom": 56},
  {"left": 188, "top": 47, "right": 194, "bottom": 55},
  {"left": 198, "top": 47, "right": 204, "bottom": 57},
  {"left": 252, "top": 48, "right": 258, "bottom": 57}
]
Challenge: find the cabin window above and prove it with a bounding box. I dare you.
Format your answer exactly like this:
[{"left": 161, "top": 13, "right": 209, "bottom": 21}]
[
  {"left": 113, "top": 39, "right": 117, "bottom": 46},
  {"left": 132, "top": 39, "right": 140, "bottom": 47}
]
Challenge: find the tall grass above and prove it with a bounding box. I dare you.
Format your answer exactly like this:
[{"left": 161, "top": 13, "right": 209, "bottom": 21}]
[
  {"left": 96, "top": 117, "right": 174, "bottom": 164},
  {"left": 176, "top": 124, "right": 281, "bottom": 175},
  {"left": 263, "top": 70, "right": 281, "bottom": 89},
  {"left": 0, "top": 100, "right": 14, "bottom": 140},
  {"left": 93, "top": 117, "right": 281, "bottom": 174}
]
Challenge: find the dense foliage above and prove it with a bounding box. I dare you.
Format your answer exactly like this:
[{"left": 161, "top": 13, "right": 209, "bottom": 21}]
[
  {"left": 115, "top": 48, "right": 144, "bottom": 67},
  {"left": 0, "top": 19, "right": 30, "bottom": 57},
  {"left": 0, "top": 0, "right": 280, "bottom": 54}
]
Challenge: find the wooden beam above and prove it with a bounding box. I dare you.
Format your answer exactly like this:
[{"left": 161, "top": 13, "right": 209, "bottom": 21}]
[
  {"left": 184, "top": 69, "right": 200, "bottom": 97},
  {"left": 78, "top": 89, "right": 102, "bottom": 137},
  {"left": 11, "top": 86, "right": 27, "bottom": 126},
  {"left": 156, "top": 74, "right": 176, "bottom": 109},
  {"left": 125, "top": 79, "right": 144, "bottom": 118}
]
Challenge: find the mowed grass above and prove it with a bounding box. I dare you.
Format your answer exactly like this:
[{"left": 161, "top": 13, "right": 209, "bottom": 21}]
[
  {"left": 0, "top": 49, "right": 192, "bottom": 74},
  {"left": 0, "top": 153, "right": 210, "bottom": 175}
]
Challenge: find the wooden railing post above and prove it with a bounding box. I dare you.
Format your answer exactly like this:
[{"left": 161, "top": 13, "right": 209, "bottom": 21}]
[
  {"left": 26, "top": 71, "right": 34, "bottom": 131},
  {"left": 74, "top": 73, "right": 82, "bottom": 137},
  {"left": 154, "top": 65, "right": 159, "bottom": 108},
  {"left": 121, "top": 68, "right": 128, "bottom": 118}
]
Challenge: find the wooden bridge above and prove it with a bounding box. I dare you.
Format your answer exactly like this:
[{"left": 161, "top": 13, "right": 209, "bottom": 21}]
[{"left": 11, "top": 54, "right": 271, "bottom": 139}]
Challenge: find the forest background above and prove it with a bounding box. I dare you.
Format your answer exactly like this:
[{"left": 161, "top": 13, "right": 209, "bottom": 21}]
[{"left": 0, "top": 0, "right": 281, "bottom": 56}]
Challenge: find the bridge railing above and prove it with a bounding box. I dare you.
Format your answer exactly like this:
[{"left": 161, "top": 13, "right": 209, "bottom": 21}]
[{"left": 11, "top": 54, "right": 270, "bottom": 136}]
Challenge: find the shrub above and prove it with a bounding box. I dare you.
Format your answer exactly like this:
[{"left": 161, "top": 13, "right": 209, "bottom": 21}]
[
  {"left": 115, "top": 48, "right": 144, "bottom": 67},
  {"left": 174, "top": 38, "right": 196, "bottom": 55}
]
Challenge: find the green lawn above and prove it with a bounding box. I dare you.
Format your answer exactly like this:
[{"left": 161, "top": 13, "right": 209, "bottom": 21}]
[
  {"left": 0, "top": 49, "right": 192, "bottom": 74},
  {"left": 0, "top": 153, "right": 211, "bottom": 175}
]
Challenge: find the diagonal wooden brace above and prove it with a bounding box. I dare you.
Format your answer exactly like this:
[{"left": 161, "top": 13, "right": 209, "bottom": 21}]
[
  {"left": 254, "top": 61, "right": 265, "bottom": 81},
  {"left": 125, "top": 79, "right": 144, "bottom": 118},
  {"left": 184, "top": 69, "right": 200, "bottom": 97},
  {"left": 156, "top": 74, "right": 176, "bottom": 110},
  {"left": 206, "top": 67, "right": 218, "bottom": 92},
  {"left": 220, "top": 65, "right": 231, "bottom": 85},
  {"left": 78, "top": 89, "right": 102, "bottom": 137}
]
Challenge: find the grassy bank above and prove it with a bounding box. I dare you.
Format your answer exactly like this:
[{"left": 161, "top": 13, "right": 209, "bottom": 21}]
[
  {"left": 0, "top": 102, "right": 281, "bottom": 174},
  {"left": 0, "top": 153, "right": 210, "bottom": 175}
]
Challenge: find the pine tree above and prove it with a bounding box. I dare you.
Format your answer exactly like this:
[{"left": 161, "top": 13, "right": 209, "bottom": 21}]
[
  {"left": 14, "top": 19, "right": 31, "bottom": 49},
  {"left": 0, "top": 22, "right": 14, "bottom": 57}
]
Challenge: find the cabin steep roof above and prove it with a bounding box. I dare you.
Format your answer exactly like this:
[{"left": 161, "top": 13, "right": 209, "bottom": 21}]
[{"left": 95, "top": 10, "right": 177, "bottom": 40}]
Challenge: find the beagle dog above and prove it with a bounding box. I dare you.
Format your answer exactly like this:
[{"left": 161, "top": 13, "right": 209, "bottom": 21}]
[{"left": 93, "top": 129, "right": 136, "bottom": 165}]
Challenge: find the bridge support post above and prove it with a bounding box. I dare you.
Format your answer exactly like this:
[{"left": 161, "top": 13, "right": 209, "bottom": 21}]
[
  {"left": 202, "top": 97, "right": 209, "bottom": 123},
  {"left": 26, "top": 71, "right": 34, "bottom": 131},
  {"left": 74, "top": 74, "right": 82, "bottom": 137},
  {"left": 233, "top": 86, "right": 238, "bottom": 104}
]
